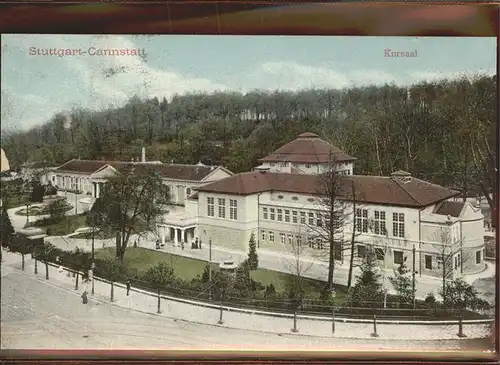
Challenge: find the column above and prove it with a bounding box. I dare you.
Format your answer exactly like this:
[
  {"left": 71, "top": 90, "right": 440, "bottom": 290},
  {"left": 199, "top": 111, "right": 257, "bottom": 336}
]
[
  {"left": 181, "top": 229, "right": 186, "bottom": 243},
  {"left": 174, "top": 229, "right": 178, "bottom": 246},
  {"left": 161, "top": 227, "right": 165, "bottom": 245}
]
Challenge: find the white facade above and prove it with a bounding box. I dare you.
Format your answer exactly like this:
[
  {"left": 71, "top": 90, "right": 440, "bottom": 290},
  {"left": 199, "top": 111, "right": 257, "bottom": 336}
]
[
  {"left": 258, "top": 161, "right": 354, "bottom": 175},
  {"left": 195, "top": 188, "right": 486, "bottom": 278}
]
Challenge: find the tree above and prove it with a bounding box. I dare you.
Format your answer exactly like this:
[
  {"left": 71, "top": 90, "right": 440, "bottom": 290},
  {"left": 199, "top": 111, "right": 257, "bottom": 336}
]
[
  {"left": 30, "top": 181, "right": 45, "bottom": 203},
  {"left": 93, "top": 166, "right": 172, "bottom": 262},
  {"left": 0, "top": 205, "right": 14, "bottom": 247},
  {"left": 44, "top": 198, "right": 70, "bottom": 222},
  {"left": 144, "top": 262, "right": 175, "bottom": 289},
  {"left": 310, "top": 153, "right": 349, "bottom": 291},
  {"left": 347, "top": 181, "right": 364, "bottom": 289},
  {"left": 350, "top": 245, "right": 384, "bottom": 308},
  {"left": 283, "top": 228, "right": 314, "bottom": 332},
  {"left": 10, "top": 234, "right": 33, "bottom": 270},
  {"left": 431, "top": 224, "right": 469, "bottom": 303},
  {"left": 440, "top": 278, "right": 490, "bottom": 315},
  {"left": 389, "top": 256, "right": 414, "bottom": 306},
  {"left": 247, "top": 232, "right": 258, "bottom": 270}
]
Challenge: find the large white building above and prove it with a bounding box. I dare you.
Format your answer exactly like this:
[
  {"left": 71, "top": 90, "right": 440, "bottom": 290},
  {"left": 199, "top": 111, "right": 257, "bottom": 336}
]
[{"left": 182, "top": 133, "right": 487, "bottom": 278}]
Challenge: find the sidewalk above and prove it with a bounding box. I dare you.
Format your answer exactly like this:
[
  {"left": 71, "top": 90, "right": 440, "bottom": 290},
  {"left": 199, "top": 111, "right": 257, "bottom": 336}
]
[{"left": 1, "top": 250, "right": 492, "bottom": 341}]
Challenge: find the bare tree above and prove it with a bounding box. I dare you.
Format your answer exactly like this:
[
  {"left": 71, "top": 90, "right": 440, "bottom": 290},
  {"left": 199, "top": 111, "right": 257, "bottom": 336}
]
[
  {"left": 309, "top": 154, "right": 350, "bottom": 291},
  {"left": 430, "top": 223, "right": 469, "bottom": 303},
  {"left": 283, "top": 226, "right": 314, "bottom": 332}
]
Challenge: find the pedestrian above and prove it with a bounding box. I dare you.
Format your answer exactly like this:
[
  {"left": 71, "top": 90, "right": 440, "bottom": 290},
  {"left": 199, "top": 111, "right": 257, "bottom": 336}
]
[
  {"left": 126, "top": 279, "right": 131, "bottom": 296},
  {"left": 81, "top": 290, "right": 88, "bottom": 304},
  {"left": 133, "top": 240, "right": 137, "bottom": 248}
]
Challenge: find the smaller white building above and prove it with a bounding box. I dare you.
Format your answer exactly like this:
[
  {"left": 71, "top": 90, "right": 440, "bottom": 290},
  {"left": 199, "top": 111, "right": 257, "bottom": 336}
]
[{"left": 255, "top": 132, "right": 356, "bottom": 175}]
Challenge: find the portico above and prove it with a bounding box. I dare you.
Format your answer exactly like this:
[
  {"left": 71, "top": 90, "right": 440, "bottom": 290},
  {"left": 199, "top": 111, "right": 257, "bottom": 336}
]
[{"left": 158, "top": 225, "right": 197, "bottom": 246}]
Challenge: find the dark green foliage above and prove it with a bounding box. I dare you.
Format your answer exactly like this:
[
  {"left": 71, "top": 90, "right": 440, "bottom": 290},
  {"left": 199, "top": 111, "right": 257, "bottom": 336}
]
[
  {"left": 440, "top": 278, "right": 490, "bottom": 313},
  {"left": 201, "top": 264, "right": 211, "bottom": 283},
  {"left": 247, "top": 233, "right": 258, "bottom": 270},
  {"left": 42, "top": 198, "right": 71, "bottom": 222},
  {"left": 90, "top": 168, "right": 170, "bottom": 262},
  {"left": 30, "top": 182, "right": 45, "bottom": 203},
  {"left": 44, "top": 184, "right": 58, "bottom": 196},
  {"left": 389, "top": 259, "right": 414, "bottom": 305},
  {"left": 350, "top": 246, "right": 384, "bottom": 307},
  {"left": 144, "top": 262, "right": 175, "bottom": 288},
  {"left": 0, "top": 206, "right": 15, "bottom": 247}
]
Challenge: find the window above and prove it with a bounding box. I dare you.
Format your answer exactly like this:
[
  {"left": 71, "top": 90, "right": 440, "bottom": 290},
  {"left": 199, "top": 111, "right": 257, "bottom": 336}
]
[
  {"left": 287, "top": 235, "right": 293, "bottom": 245},
  {"left": 280, "top": 233, "right": 286, "bottom": 244},
  {"left": 393, "top": 250, "right": 404, "bottom": 264},
  {"left": 305, "top": 164, "right": 311, "bottom": 168},
  {"left": 269, "top": 231, "right": 275, "bottom": 242},
  {"left": 437, "top": 257, "right": 443, "bottom": 270},
  {"left": 292, "top": 211, "right": 298, "bottom": 224},
  {"left": 279, "top": 162, "right": 287, "bottom": 167},
  {"left": 300, "top": 212, "right": 306, "bottom": 224},
  {"left": 393, "top": 213, "right": 405, "bottom": 238},
  {"left": 375, "top": 248, "right": 385, "bottom": 261},
  {"left": 277, "top": 209, "right": 283, "bottom": 221},
  {"left": 454, "top": 255, "right": 459, "bottom": 269},
  {"left": 261, "top": 230, "right": 266, "bottom": 242},
  {"left": 308, "top": 212, "right": 315, "bottom": 225},
  {"left": 218, "top": 198, "right": 226, "bottom": 218},
  {"left": 355, "top": 208, "right": 368, "bottom": 233},
  {"left": 292, "top": 196, "right": 298, "bottom": 201},
  {"left": 476, "top": 250, "right": 481, "bottom": 264},
  {"left": 186, "top": 187, "right": 191, "bottom": 196},
  {"left": 285, "top": 210, "right": 290, "bottom": 223},
  {"left": 374, "top": 211, "right": 387, "bottom": 235},
  {"left": 229, "top": 199, "right": 238, "bottom": 220},
  {"left": 357, "top": 245, "right": 366, "bottom": 258},
  {"left": 270, "top": 208, "right": 275, "bottom": 220},
  {"left": 207, "top": 197, "right": 215, "bottom": 217},
  {"left": 263, "top": 207, "right": 268, "bottom": 220},
  {"left": 425, "top": 255, "right": 432, "bottom": 270},
  {"left": 316, "top": 212, "right": 323, "bottom": 227},
  {"left": 278, "top": 195, "right": 284, "bottom": 199},
  {"left": 164, "top": 185, "right": 171, "bottom": 200}
]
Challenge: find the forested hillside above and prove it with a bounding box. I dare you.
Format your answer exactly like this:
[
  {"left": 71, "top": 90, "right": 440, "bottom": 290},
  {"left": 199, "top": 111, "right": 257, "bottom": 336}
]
[{"left": 1, "top": 74, "right": 496, "bottom": 203}]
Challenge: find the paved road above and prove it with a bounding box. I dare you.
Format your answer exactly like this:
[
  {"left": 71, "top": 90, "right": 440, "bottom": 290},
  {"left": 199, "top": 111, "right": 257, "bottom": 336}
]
[{"left": 0, "top": 260, "right": 493, "bottom": 351}]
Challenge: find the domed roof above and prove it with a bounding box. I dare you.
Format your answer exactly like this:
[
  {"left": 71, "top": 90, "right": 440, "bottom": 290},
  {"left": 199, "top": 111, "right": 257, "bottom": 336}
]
[
  {"left": 297, "top": 132, "right": 320, "bottom": 139},
  {"left": 0, "top": 148, "right": 10, "bottom": 172}
]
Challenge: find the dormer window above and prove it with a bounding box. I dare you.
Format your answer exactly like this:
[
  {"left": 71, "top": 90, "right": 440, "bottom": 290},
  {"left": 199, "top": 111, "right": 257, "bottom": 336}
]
[
  {"left": 278, "top": 195, "right": 284, "bottom": 199},
  {"left": 292, "top": 196, "right": 298, "bottom": 201},
  {"left": 307, "top": 198, "right": 314, "bottom": 203},
  {"left": 305, "top": 164, "right": 311, "bottom": 168}
]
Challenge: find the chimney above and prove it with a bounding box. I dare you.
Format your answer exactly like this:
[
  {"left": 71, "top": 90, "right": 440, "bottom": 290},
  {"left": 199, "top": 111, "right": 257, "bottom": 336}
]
[
  {"left": 141, "top": 147, "right": 146, "bottom": 163},
  {"left": 390, "top": 170, "right": 411, "bottom": 183}
]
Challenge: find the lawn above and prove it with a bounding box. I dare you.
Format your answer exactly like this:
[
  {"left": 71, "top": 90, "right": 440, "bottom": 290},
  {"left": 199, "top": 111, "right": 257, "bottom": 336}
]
[
  {"left": 15, "top": 206, "right": 44, "bottom": 216},
  {"left": 71, "top": 230, "right": 115, "bottom": 240},
  {"left": 95, "top": 247, "right": 330, "bottom": 297},
  {"left": 27, "top": 213, "right": 87, "bottom": 236},
  {"left": 95, "top": 247, "right": 217, "bottom": 281},
  {"left": 2, "top": 193, "right": 31, "bottom": 209}
]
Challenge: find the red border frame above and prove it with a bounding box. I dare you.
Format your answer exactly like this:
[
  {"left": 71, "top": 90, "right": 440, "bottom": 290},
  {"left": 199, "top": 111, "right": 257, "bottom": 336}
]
[{"left": 0, "top": 2, "right": 498, "bottom": 364}]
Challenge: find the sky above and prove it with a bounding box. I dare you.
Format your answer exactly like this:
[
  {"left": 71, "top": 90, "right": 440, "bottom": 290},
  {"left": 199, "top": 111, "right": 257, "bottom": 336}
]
[{"left": 1, "top": 34, "right": 496, "bottom": 132}]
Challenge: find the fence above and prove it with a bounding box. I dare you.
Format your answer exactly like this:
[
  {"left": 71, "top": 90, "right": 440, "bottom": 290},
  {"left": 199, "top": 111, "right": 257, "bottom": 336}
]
[
  {"left": 4, "top": 251, "right": 495, "bottom": 340},
  {"left": 4, "top": 241, "right": 493, "bottom": 322}
]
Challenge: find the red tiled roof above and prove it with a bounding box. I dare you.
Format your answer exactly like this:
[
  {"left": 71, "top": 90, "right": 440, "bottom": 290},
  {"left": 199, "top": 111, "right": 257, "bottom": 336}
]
[
  {"left": 55, "top": 159, "right": 217, "bottom": 181},
  {"left": 116, "top": 163, "right": 215, "bottom": 181},
  {"left": 54, "top": 159, "right": 122, "bottom": 174},
  {"left": 434, "top": 201, "right": 465, "bottom": 217},
  {"left": 258, "top": 132, "right": 356, "bottom": 164},
  {"left": 197, "top": 171, "right": 460, "bottom": 208}
]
